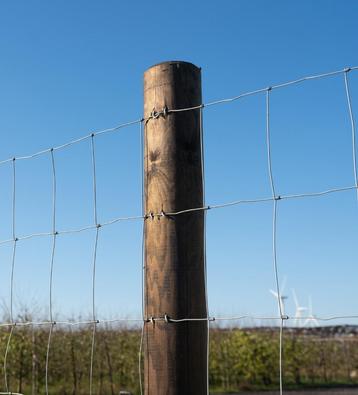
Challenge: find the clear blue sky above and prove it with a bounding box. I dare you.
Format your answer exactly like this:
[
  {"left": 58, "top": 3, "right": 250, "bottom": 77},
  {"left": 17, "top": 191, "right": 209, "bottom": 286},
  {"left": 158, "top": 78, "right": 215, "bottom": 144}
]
[{"left": 0, "top": 1, "right": 357, "bottom": 324}]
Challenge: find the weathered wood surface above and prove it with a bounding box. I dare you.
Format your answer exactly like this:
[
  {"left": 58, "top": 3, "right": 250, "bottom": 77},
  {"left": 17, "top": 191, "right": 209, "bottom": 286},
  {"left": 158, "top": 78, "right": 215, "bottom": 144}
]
[{"left": 143, "top": 61, "right": 207, "bottom": 395}]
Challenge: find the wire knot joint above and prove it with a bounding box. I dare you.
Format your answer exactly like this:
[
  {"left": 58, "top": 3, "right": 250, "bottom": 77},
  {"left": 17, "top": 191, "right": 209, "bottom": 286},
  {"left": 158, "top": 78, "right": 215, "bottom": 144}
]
[
  {"left": 151, "top": 106, "right": 169, "bottom": 120},
  {"left": 147, "top": 212, "right": 155, "bottom": 220}
]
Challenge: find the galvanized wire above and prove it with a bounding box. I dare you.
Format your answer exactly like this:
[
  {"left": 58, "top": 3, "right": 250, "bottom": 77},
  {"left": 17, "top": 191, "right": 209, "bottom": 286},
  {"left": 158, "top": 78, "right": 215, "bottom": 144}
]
[
  {"left": 0, "top": 64, "right": 358, "bottom": 395},
  {"left": 139, "top": 120, "right": 145, "bottom": 395},
  {"left": 0, "top": 119, "right": 143, "bottom": 166},
  {"left": 3, "top": 158, "right": 18, "bottom": 395},
  {"left": 343, "top": 69, "right": 358, "bottom": 201},
  {"left": 89, "top": 134, "right": 100, "bottom": 395},
  {"left": 45, "top": 148, "right": 57, "bottom": 395},
  {"left": 45, "top": 323, "right": 54, "bottom": 395},
  {"left": 1, "top": 314, "right": 358, "bottom": 328},
  {"left": 0, "top": 184, "right": 356, "bottom": 248},
  {"left": 266, "top": 87, "right": 285, "bottom": 395},
  {"left": 3, "top": 325, "right": 14, "bottom": 394},
  {"left": 199, "top": 106, "right": 210, "bottom": 395},
  {"left": 1, "top": 66, "right": 357, "bottom": 168}
]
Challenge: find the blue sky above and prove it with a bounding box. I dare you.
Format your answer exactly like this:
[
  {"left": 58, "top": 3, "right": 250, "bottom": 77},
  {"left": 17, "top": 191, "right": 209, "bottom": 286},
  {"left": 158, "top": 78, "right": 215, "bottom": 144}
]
[{"left": 0, "top": 1, "right": 357, "bottom": 324}]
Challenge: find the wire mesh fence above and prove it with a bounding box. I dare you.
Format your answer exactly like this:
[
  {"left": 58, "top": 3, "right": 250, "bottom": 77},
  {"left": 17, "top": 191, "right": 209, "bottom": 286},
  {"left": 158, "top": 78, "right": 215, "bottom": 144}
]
[{"left": 0, "top": 66, "right": 357, "bottom": 394}]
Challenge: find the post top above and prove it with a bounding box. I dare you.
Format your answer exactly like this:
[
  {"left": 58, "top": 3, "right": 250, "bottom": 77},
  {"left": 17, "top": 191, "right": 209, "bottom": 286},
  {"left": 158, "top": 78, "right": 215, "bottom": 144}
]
[{"left": 145, "top": 61, "right": 200, "bottom": 73}]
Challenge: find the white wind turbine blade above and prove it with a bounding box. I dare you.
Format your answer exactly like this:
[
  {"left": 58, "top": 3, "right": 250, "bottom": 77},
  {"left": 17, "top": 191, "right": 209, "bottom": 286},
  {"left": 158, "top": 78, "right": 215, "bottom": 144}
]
[
  {"left": 269, "top": 289, "right": 282, "bottom": 318},
  {"left": 291, "top": 289, "right": 299, "bottom": 309},
  {"left": 280, "top": 276, "right": 287, "bottom": 295},
  {"left": 279, "top": 296, "right": 285, "bottom": 315},
  {"left": 308, "top": 295, "right": 313, "bottom": 316}
]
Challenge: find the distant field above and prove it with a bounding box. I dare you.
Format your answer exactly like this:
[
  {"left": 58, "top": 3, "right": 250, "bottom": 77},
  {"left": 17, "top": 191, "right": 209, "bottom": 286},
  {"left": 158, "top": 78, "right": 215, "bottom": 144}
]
[{"left": 1, "top": 325, "right": 357, "bottom": 394}]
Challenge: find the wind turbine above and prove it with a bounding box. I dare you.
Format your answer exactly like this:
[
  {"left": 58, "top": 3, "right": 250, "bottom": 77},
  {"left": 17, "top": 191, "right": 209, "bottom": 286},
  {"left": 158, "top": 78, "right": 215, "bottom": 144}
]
[
  {"left": 270, "top": 276, "right": 288, "bottom": 318},
  {"left": 292, "top": 289, "right": 308, "bottom": 327},
  {"left": 304, "top": 295, "right": 319, "bottom": 327}
]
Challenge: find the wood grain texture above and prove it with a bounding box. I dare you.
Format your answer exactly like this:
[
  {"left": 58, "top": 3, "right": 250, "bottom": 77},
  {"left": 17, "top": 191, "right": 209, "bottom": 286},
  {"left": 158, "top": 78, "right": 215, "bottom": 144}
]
[{"left": 143, "top": 61, "right": 207, "bottom": 395}]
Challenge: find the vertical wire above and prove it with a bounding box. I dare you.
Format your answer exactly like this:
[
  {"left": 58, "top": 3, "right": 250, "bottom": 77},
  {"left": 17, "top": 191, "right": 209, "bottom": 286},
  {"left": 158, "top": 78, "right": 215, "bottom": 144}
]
[
  {"left": 49, "top": 149, "right": 57, "bottom": 322},
  {"left": 91, "top": 134, "right": 98, "bottom": 226},
  {"left": 266, "top": 88, "right": 283, "bottom": 395},
  {"left": 9, "top": 242, "right": 17, "bottom": 325},
  {"left": 139, "top": 119, "right": 145, "bottom": 395},
  {"left": 89, "top": 227, "right": 99, "bottom": 395},
  {"left": 274, "top": 199, "right": 284, "bottom": 395},
  {"left": 199, "top": 106, "right": 210, "bottom": 395},
  {"left": 4, "top": 158, "right": 17, "bottom": 393},
  {"left": 343, "top": 70, "right": 358, "bottom": 200},
  {"left": 10, "top": 158, "right": 17, "bottom": 323},
  {"left": 45, "top": 149, "right": 57, "bottom": 395},
  {"left": 140, "top": 120, "right": 145, "bottom": 322},
  {"left": 31, "top": 324, "right": 36, "bottom": 395},
  {"left": 272, "top": 200, "right": 282, "bottom": 317},
  {"left": 3, "top": 325, "right": 14, "bottom": 393},
  {"left": 89, "top": 318, "right": 97, "bottom": 395},
  {"left": 138, "top": 319, "right": 145, "bottom": 395},
  {"left": 279, "top": 318, "right": 284, "bottom": 395},
  {"left": 89, "top": 134, "right": 99, "bottom": 395},
  {"left": 266, "top": 89, "right": 283, "bottom": 316},
  {"left": 11, "top": 159, "right": 16, "bottom": 242},
  {"left": 45, "top": 325, "right": 53, "bottom": 395},
  {"left": 144, "top": 119, "right": 151, "bottom": 394},
  {"left": 266, "top": 90, "right": 277, "bottom": 200}
]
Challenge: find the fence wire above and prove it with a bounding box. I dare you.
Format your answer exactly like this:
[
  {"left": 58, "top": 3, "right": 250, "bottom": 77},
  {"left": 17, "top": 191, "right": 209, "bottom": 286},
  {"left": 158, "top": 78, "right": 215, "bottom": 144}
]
[{"left": 0, "top": 65, "right": 357, "bottom": 395}]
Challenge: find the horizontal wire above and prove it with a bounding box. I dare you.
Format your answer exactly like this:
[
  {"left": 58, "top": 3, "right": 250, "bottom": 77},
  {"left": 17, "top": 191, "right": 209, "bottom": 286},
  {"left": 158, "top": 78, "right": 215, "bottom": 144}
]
[
  {"left": 0, "top": 65, "right": 356, "bottom": 394},
  {"left": 167, "top": 66, "right": 358, "bottom": 113},
  {"left": 281, "top": 185, "right": 357, "bottom": 200},
  {"left": 148, "top": 314, "right": 358, "bottom": 322},
  {"left": 147, "top": 185, "right": 358, "bottom": 218},
  {"left": 0, "top": 119, "right": 144, "bottom": 166},
  {"left": 0, "top": 215, "right": 145, "bottom": 246},
  {"left": 312, "top": 315, "right": 358, "bottom": 322},
  {"left": 0, "top": 66, "right": 357, "bottom": 166},
  {"left": 0, "top": 318, "right": 144, "bottom": 328},
  {"left": 1, "top": 314, "right": 358, "bottom": 327},
  {"left": 0, "top": 184, "right": 356, "bottom": 246}
]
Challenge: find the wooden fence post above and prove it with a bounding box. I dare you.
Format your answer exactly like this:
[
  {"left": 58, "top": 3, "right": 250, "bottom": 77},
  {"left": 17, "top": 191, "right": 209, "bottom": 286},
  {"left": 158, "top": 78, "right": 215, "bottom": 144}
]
[{"left": 143, "top": 61, "right": 207, "bottom": 394}]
